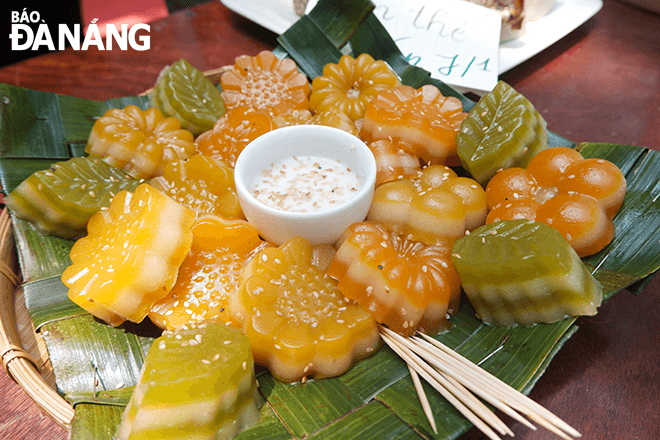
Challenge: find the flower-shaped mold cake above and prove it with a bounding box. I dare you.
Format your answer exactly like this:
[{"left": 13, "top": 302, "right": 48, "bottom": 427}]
[
  {"left": 86, "top": 105, "right": 196, "bottom": 179},
  {"left": 149, "top": 215, "right": 272, "bottom": 330},
  {"left": 221, "top": 50, "right": 310, "bottom": 117},
  {"left": 360, "top": 84, "right": 468, "bottom": 165},
  {"left": 149, "top": 154, "right": 244, "bottom": 219},
  {"left": 309, "top": 53, "right": 400, "bottom": 122},
  {"left": 485, "top": 146, "right": 627, "bottom": 257},
  {"left": 368, "top": 139, "right": 423, "bottom": 187},
  {"left": 272, "top": 108, "right": 359, "bottom": 136},
  {"left": 328, "top": 221, "right": 461, "bottom": 336},
  {"left": 62, "top": 184, "right": 195, "bottom": 326},
  {"left": 228, "top": 237, "right": 380, "bottom": 383},
  {"left": 194, "top": 106, "right": 274, "bottom": 167},
  {"left": 367, "top": 164, "right": 488, "bottom": 245}
]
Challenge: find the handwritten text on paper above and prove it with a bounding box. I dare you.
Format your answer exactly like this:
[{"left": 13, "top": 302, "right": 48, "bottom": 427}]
[{"left": 372, "top": 0, "right": 501, "bottom": 91}]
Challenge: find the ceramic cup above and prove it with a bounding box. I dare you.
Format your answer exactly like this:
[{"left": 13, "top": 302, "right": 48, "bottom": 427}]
[{"left": 234, "top": 125, "right": 377, "bottom": 246}]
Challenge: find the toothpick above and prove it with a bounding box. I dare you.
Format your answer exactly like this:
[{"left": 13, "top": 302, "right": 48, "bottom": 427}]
[
  {"left": 380, "top": 326, "right": 581, "bottom": 440},
  {"left": 415, "top": 331, "right": 581, "bottom": 439},
  {"left": 407, "top": 364, "right": 437, "bottom": 434},
  {"left": 381, "top": 328, "right": 504, "bottom": 440}
]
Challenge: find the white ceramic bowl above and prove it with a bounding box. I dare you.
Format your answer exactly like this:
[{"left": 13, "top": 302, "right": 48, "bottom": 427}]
[{"left": 234, "top": 125, "right": 377, "bottom": 246}]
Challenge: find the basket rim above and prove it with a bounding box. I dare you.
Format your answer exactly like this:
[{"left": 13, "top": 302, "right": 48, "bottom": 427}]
[{"left": 0, "top": 208, "right": 74, "bottom": 431}]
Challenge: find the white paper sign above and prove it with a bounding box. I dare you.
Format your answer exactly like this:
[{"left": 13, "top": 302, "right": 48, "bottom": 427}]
[
  {"left": 306, "top": 0, "right": 501, "bottom": 93},
  {"left": 371, "top": 0, "right": 501, "bottom": 92}
]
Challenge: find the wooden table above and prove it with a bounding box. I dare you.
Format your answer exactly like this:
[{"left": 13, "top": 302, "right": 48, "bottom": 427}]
[{"left": 1, "top": 0, "right": 658, "bottom": 438}]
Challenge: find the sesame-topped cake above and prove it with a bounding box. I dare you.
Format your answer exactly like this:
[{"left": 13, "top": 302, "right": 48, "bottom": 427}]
[{"left": 116, "top": 321, "right": 260, "bottom": 440}]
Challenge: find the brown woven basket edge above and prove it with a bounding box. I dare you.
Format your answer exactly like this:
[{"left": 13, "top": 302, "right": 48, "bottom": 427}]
[{"left": 0, "top": 209, "right": 74, "bottom": 431}]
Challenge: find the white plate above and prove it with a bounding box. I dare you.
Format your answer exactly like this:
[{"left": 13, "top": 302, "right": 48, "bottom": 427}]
[
  {"left": 499, "top": 0, "right": 602, "bottom": 73},
  {"left": 219, "top": 0, "right": 603, "bottom": 75}
]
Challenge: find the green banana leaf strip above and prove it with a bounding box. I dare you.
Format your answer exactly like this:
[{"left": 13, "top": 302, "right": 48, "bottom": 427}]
[
  {"left": 234, "top": 402, "right": 292, "bottom": 440},
  {"left": 23, "top": 277, "right": 85, "bottom": 328},
  {"left": 9, "top": 215, "right": 73, "bottom": 283},
  {"left": 307, "top": 400, "right": 421, "bottom": 440},
  {"left": 349, "top": 13, "right": 434, "bottom": 91},
  {"left": 277, "top": 15, "right": 344, "bottom": 81},
  {"left": 68, "top": 404, "right": 124, "bottom": 440},
  {"left": 0, "top": 84, "right": 149, "bottom": 160},
  {"left": 338, "top": 341, "right": 408, "bottom": 402},
  {"left": 0, "top": 84, "right": 70, "bottom": 158},
  {"left": 39, "top": 314, "right": 156, "bottom": 395},
  {"left": 258, "top": 374, "right": 363, "bottom": 438},
  {"left": 304, "top": 0, "right": 375, "bottom": 48},
  {"left": 274, "top": 0, "right": 374, "bottom": 63},
  {"left": 66, "top": 387, "right": 136, "bottom": 408},
  {"left": 579, "top": 143, "right": 660, "bottom": 298},
  {"left": 625, "top": 273, "right": 658, "bottom": 296},
  {"left": 519, "top": 324, "right": 579, "bottom": 396},
  {"left": 586, "top": 265, "right": 641, "bottom": 301}
]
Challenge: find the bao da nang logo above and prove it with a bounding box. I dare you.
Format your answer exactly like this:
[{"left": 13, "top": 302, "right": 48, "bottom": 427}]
[{"left": 9, "top": 8, "right": 150, "bottom": 51}]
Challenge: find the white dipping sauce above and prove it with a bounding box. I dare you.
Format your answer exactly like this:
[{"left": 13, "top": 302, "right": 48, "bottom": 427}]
[{"left": 251, "top": 155, "right": 361, "bottom": 213}]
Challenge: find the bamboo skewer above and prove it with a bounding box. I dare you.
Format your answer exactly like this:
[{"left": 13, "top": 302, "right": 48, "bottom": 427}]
[
  {"left": 379, "top": 325, "right": 581, "bottom": 440},
  {"left": 410, "top": 335, "right": 538, "bottom": 431},
  {"left": 416, "top": 332, "right": 581, "bottom": 438},
  {"left": 381, "top": 328, "right": 505, "bottom": 440},
  {"left": 407, "top": 364, "right": 438, "bottom": 435}
]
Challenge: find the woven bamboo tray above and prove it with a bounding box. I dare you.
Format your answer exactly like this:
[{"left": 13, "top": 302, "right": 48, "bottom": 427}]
[{"left": 0, "top": 208, "right": 75, "bottom": 431}]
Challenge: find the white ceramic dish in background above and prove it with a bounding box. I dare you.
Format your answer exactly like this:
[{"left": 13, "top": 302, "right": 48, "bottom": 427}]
[
  {"left": 219, "top": 0, "right": 603, "bottom": 76},
  {"left": 234, "top": 125, "right": 377, "bottom": 246}
]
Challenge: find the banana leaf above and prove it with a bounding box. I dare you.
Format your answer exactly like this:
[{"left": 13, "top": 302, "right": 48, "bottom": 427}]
[{"left": 1, "top": 0, "right": 659, "bottom": 438}]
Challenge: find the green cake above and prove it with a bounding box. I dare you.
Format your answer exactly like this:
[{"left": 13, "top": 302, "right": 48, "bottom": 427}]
[
  {"left": 451, "top": 219, "right": 602, "bottom": 327},
  {"left": 116, "top": 321, "right": 260, "bottom": 439}
]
